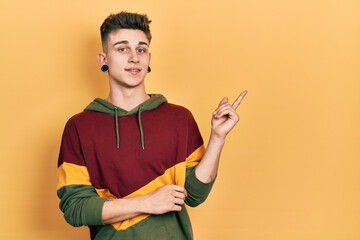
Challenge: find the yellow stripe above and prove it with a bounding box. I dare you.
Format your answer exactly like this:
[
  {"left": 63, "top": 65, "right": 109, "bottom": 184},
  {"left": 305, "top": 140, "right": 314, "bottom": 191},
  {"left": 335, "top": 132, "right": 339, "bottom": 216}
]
[
  {"left": 186, "top": 144, "right": 205, "bottom": 168},
  {"left": 57, "top": 149, "right": 203, "bottom": 230},
  {"left": 57, "top": 162, "right": 91, "bottom": 190},
  {"left": 95, "top": 188, "right": 117, "bottom": 199},
  {"left": 96, "top": 161, "right": 187, "bottom": 231}
]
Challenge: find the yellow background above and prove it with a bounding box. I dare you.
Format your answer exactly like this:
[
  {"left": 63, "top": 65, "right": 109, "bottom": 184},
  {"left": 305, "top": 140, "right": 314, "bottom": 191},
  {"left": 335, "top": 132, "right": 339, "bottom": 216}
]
[{"left": 1, "top": 0, "right": 359, "bottom": 239}]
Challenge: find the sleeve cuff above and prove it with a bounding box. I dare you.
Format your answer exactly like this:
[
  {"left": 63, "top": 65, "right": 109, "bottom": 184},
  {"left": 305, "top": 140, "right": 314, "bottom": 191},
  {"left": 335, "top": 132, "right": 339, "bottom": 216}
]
[
  {"left": 85, "top": 197, "right": 107, "bottom": 226},
  {"left": 187, "top": 167, "right": 216, "bottom": 195},
  {"left": 185, "top": 167, "right": 216, "bottom": 207}
]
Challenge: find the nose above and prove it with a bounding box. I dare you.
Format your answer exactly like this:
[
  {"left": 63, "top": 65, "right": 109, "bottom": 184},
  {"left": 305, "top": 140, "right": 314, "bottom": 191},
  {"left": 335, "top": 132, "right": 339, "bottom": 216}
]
[{"left": 128, "top": 50, "right": 140, "bottom": 63}]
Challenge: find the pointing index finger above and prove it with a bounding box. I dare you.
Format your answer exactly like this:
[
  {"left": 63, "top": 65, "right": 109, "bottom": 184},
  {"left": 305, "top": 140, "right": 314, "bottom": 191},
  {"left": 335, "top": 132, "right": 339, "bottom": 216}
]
[{"left": 232, "top": 90, "right": 248, "bottom": 110}]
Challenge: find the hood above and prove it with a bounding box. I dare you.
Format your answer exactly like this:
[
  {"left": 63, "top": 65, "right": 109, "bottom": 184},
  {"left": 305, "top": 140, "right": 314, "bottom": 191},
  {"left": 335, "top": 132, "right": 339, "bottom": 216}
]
[{"left": 84, "top": 94, "right": 167, "bottom": 150}]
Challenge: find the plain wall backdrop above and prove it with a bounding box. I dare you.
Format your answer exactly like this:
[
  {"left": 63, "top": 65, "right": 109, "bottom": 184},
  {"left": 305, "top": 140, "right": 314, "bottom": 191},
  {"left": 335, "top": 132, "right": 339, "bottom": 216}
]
[{"left": 0, "top": 0, "right": 359, "bottom": 239}]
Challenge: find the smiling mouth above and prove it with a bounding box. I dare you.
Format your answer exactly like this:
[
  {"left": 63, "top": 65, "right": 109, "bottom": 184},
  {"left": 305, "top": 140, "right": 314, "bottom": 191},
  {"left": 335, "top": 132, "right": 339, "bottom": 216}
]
[{"left": 125, "top": 68, "right": 141, "bottom": 73}]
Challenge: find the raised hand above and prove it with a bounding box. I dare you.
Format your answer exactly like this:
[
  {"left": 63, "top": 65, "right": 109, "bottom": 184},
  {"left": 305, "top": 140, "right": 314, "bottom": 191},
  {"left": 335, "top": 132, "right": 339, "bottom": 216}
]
[{"left": 211, "top": 91, "right": 248, "bottom": 140}]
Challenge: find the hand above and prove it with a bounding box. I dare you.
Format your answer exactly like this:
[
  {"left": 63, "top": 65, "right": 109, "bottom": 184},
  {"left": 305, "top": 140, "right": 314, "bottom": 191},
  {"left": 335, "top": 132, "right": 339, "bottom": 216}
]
[
  {"left": 211, "top": 91, "right": 248, "bottom": 140},
  {"left": 142, "top": 184, "right": 187, "bottom": 215}
]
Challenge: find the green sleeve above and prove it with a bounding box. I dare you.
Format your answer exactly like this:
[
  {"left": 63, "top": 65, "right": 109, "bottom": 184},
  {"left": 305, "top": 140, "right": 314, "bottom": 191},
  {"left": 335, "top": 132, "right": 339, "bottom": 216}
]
[
  {"left": 184, "top": 166, "right": 216, "bottom": 207},
  {"left": 57, "top": 184, "right": 107, "bottom": 227}
]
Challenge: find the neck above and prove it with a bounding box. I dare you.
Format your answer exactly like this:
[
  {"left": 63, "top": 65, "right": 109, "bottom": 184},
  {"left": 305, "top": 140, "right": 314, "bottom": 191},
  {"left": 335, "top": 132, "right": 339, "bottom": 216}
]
[{"left": 106, "top": 85, "right": 150, "bottom": 111}]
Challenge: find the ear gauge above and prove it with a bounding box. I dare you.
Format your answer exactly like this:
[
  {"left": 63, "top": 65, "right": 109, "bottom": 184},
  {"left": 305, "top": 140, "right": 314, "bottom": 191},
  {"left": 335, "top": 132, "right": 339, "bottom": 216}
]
[
  {"left": 101, "top": 65, "right": 109, "bottom": 72},
  {"left": 148, "top": 66, "right": 151, "bottom": 73}
]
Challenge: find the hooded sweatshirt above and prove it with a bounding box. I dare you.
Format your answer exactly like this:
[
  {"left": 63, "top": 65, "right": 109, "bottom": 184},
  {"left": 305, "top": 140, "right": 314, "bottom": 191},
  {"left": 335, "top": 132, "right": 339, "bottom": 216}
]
[{"left": 57, "top": 94, "right": 215, "bottom": 240}]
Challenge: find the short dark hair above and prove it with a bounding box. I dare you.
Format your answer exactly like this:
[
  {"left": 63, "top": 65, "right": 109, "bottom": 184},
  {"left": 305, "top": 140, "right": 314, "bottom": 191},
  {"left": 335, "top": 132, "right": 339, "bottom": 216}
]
[{"left": 100, "top": 11, "right": 152, "bottom": 51}]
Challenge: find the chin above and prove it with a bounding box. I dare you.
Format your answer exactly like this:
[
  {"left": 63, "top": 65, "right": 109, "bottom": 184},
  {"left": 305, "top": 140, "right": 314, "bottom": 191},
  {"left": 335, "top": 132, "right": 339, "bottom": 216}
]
[
  {"left": 119, "top": 80, "right": 145, "bottom": 89},
  {"left": 110, "top": 75, "right": 146, "bottom": 89}
]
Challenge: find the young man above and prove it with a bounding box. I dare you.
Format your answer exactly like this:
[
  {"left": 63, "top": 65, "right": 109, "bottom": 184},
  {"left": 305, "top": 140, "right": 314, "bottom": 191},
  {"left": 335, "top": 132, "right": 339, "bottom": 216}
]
[{"left": 57, "top": 12, "right": 247, "bottom": 239}]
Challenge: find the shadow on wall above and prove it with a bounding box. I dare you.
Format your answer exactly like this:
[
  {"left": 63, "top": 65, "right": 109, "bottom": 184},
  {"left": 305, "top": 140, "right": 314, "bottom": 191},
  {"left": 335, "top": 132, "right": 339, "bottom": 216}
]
[
  {"left": 34, "top": 131, "right": 90, "bottom": 239},
  {"left": 33, "top": 35, "right": 107, "bottom": 239},
  {"left": 78, "top": 33, "right": 109, "bottom": 97}
]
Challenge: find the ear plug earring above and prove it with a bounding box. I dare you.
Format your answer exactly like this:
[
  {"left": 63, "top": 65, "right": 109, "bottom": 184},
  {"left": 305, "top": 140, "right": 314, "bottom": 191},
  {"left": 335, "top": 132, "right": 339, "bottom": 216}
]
[
  {"left": 148, "top": 66, "right": 151, "bottom": 73},
  {"left": 101, "top": 65, "right": 109, "bottom": 72}
]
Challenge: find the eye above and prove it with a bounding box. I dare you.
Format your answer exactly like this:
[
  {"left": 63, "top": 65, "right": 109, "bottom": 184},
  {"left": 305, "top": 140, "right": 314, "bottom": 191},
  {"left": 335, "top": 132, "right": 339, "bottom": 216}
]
[
  {"left": 119, "top": 48, "right": 127, "bottom": 52},
  {"left": 137, "top": 49, "right": 145, "bottom": 53}
]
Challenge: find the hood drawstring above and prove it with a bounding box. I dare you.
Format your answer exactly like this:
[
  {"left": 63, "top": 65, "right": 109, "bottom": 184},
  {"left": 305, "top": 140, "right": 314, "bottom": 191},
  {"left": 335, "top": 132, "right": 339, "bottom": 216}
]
[
  {"left": 138, "top": 104, "right": 145, "bottom": 150},
  {"left": 113, "top": 105, "right": 145, "bottom": 150},
  {"left": 84, "top": 94, "right": 167, "bottom": 150},
  {"left": 85, "top": 95, "right": 167, "bottom": 150},
  {"left": 114, "top": 107, "right": 120, "bottom": 149}
]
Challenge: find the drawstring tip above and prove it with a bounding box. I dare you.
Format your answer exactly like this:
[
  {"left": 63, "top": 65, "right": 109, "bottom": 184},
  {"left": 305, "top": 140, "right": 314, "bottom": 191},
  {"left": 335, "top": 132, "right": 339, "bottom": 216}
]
[{"left": 141, "top": 145, "right": 145, "bottom": 150}]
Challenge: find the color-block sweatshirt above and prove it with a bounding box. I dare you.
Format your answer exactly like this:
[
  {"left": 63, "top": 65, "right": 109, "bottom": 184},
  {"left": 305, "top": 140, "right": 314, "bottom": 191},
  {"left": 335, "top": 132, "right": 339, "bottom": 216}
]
[{"left": 57, "top": 94, "right": 215, "bottom": 239}]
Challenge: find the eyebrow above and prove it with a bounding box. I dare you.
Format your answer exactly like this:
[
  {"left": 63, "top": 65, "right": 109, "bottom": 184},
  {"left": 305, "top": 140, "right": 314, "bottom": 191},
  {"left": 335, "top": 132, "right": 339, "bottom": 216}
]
[{"left": 113, "top": 40, "right": 149, "bottom": 47}]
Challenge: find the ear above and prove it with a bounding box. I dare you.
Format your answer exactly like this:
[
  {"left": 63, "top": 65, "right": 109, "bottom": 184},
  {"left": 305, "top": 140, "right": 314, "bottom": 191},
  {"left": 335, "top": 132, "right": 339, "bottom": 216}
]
[
  {"left": 148, "top": 52, "right": 151, "bottom": 65},
  {"left": 97, "top": 52, "right": 107, "bottom": 65}
]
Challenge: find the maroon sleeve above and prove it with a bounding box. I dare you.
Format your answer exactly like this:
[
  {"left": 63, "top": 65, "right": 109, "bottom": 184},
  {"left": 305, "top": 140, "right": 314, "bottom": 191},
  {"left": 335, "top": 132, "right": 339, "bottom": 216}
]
[
  {"left": 186, "top": 110, "right": 204, "bottom": 158},
  {"left": 58, "top": 116, "right": 86, "bottom": 168}
]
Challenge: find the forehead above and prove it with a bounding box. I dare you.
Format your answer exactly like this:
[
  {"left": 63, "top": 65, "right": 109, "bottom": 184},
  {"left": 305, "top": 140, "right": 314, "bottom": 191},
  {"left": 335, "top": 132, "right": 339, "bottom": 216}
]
[{"left": 107, "top": 29, "right": 149, "bottom": 46}]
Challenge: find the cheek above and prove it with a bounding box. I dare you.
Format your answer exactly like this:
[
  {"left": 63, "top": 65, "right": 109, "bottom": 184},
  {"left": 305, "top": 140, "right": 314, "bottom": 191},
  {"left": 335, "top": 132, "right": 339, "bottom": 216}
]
[
  {"left": 141, "top": 55, "right": 150, "bottom": 64},
  {"left": 108, "top": 57, "right": 125, "bottom": 68}
]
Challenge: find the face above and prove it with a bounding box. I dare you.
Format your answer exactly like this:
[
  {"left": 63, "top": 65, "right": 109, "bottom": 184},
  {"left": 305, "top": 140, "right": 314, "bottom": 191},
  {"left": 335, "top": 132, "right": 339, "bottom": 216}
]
[{"left": 99, "top": 29, "right": 151, "bottom": 89}]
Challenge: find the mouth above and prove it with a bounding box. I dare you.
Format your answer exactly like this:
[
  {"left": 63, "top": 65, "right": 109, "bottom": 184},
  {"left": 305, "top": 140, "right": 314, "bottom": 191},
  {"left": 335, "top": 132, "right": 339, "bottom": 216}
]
[{"left": 125, "top": 68, "right": 141, "bottom": 74}]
